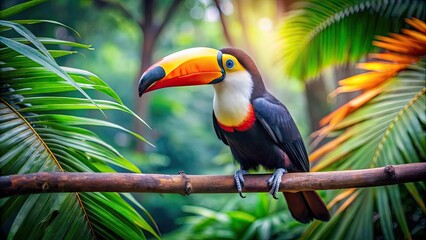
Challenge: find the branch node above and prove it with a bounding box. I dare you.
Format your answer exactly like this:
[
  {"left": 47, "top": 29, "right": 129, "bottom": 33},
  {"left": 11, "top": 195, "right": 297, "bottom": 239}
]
[
  {"left": 384, "top": 165, "right": 396, "bottom": 178},
  {"left": 179, "top": 171, "right": 192, "bottom": 195},
  {"left": 42, "top": 182, "right": 49, "bottom": 191}
]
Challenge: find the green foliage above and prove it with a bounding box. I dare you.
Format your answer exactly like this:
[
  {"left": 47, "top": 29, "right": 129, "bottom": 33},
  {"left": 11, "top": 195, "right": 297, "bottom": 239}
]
[
  {"left": 279, "top": 0, "right": 426, "bottom": 81},
  {"left": 0, "top": 2, "right": 157, "bottom": 239},
  {"left": 165, "top": 194, "right": 307, "bottom": 240},
  {"left": 314, "top": 64, "right": 426, "bottom": 171},
  {"left": 0, "top": 0, "right": 46, "bottom": 18},
  {"left": 306, "top": 63, "right": 426, "bottom": 239}
]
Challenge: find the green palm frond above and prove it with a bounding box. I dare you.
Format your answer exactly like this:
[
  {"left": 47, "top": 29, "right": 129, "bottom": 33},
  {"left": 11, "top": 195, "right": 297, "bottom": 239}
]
[
  {"left": 305, "top": 62, "right": 425, "bottom": 239},
  {"left": 279, "top": 0, "right": 426, "bottom": 80},
  {"left": 0, "top": 0, "right": 47, "bottom": 19},
  {"left": 313, "top": 64, "right": 425, "bottom": 171},
  {"left": 167, "top": 194, "right": 305, "bottom": 240},
  {"left": 0, "top": 3, "right": 157, "bottom": 239},
  {"left": 305, "top": 18, "right": 426, "bottom": 238}
]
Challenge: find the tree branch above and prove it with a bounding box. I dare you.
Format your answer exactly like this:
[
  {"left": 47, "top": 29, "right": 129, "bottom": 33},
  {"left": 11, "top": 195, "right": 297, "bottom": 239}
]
[
  {"left": 94, "top": 0, "right": 143, "bottom": 28},
  {"left": 235, "top": 0, "right": 253, "bottom": 53},
  {"left": 154, "top": 0, "right": 183, "bottom": 38},
  {"left": 1, "top": 163, "right": 425, "bottom": 197},
  {"left": 214, "top": 0, "right": 235, "bottom": 46},
  {"left": 141, "top": 0, "right": 154, "bottom": 32}
]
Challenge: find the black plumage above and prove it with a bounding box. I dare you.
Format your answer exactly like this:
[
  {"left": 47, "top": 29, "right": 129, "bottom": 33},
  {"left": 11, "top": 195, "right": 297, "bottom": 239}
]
[
  {"left": 212, "top": 93, "right": 330, "bottom": 222},
  {"left": 212, "top": 48, "right": 330, "bottom": 223}
]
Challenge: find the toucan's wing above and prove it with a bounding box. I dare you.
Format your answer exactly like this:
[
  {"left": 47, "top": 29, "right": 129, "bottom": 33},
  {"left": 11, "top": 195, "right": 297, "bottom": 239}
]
[
  {"left": 253, "top": 95, "right": 309, "bottom": 172},
  {"left": 212, "top": 112, "right": 229, "bottom": 146}
]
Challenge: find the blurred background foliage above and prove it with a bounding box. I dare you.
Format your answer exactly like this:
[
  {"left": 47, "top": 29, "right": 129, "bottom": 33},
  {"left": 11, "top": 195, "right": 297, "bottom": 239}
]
[{"left": 1, "top": 0, "right": 425, "bottom": 239}]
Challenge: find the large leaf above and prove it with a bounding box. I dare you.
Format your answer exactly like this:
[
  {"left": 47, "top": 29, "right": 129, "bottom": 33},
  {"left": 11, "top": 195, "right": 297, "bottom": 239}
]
[
  {"left": 305, "top": 20, "right": 426, "bottom": 239},
  {"left": 312, "top": 66, "right": 425, "bottom": 171},
  {"left": 310, "top": 67, "right": 425, "bottom": 238},
  {"left": 166, "top": 194, "right": 306, "bottom": 240},
  {"left": 0, "top": 4, "right": 157, "bottom": 239},
  {"left": 0, "top": 0, "right": 47, "bottom": 19},
  {"left": 0, "top": 20, "right": 102, "bottom": 113},
  {"left": 279, "top": 0, "right": 426, "bottom": 80}
]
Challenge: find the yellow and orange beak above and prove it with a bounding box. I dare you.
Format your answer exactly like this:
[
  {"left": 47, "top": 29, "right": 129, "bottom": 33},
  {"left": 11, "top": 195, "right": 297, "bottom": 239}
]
[{"left": 138, "top": 47, "right": 225, "bottom": 96}]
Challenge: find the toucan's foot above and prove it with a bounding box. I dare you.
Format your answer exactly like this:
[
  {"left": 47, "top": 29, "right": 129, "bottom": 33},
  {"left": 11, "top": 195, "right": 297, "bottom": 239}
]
[
  {"left": 267, "top": 168, "right": 287, "bottom": 199},
  {"left": 234, "top": 169, "right": 248, "bottom": 198}
]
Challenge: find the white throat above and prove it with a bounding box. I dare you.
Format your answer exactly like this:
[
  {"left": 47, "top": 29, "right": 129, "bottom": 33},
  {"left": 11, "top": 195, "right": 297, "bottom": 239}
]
[{"left": 213, "top": 71, "right": 253, "bottom": 126}]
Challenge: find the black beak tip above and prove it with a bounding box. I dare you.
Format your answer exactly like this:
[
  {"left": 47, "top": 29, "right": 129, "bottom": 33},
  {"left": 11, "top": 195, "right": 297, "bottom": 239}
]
[
  {"left": 138, "top": 66, "right": 166, "bottom": 97},
  {"left": 138, "top": 86, "right": 144, "bottom": 97}
]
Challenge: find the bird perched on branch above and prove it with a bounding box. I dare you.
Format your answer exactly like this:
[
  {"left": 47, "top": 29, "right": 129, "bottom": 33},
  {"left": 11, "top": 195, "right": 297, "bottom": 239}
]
[{"left": 138, "top": 47, "right": 330, "bottom": 223}]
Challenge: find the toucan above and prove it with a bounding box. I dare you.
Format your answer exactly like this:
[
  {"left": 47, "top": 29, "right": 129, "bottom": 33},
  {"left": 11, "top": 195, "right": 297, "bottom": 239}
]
[{"left": 138, "top": 47, "right": 330, "bottom": 223}]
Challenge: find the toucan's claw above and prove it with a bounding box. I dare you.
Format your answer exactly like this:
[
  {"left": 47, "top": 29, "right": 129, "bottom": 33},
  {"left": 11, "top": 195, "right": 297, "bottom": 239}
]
[
  {"left": 267, "top": 168, "right": 287, "bottom": 199},
  {"left": 234, "top": 169, "right": 248, "bottom": 198},
  {"left": 239, "top": 191, "right": 246, "bottom": 198}
]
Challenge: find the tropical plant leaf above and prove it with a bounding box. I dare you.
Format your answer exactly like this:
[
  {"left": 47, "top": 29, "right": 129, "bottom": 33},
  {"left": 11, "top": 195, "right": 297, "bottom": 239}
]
[
  {"left": 1, "top": 65, "right": 124, "bottom": 104},
  {"left": 0, "top": 0, "right": 46, "bottom": 19},
  {"left": 312, "top": 71, "right": 425, "bottom": 170},
  {"left": 14, "top": 37, "right": 92, "bottom": 49},
  {"left": 12, "top": 20, "right": 80, "bottom": 37},
  {"left": 0, "top": 3, "right": 157, "bottom": 239},
  {"left": 0, "top": 20, "right": 102, "bottom": 113},
  {"left": 278, "top": 0, "right": 426, "bottom": 80},
  {"left": 168, "top": 194, "right": 305, "bottom": 240},
  {"left": 303, "top": 188, "right": 374, "bottom": 239},
  {"left": 307, "top": 19, "right": 426, "bottom": 239}
]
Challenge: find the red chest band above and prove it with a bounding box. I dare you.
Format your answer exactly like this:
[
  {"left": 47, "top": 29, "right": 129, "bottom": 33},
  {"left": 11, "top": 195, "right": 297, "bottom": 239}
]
[{"left": 218, "top": 105, "right": 256, "bottom": 133}]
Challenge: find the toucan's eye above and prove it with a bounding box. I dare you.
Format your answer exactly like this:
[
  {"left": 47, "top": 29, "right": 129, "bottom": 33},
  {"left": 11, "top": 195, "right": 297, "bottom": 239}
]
[{"left": 226, "top": 59, "right": 235, "bottom": 69}]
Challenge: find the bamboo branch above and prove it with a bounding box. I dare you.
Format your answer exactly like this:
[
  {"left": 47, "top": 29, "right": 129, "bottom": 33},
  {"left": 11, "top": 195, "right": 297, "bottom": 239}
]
[{"left": 1, "top": 163, "right": 425, "bottom": 198}]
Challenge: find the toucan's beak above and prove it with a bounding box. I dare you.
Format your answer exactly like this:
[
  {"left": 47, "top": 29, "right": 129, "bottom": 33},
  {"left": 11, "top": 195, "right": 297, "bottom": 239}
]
[{"left": 138, "top": 47, "right": 225, "bottom": 97}]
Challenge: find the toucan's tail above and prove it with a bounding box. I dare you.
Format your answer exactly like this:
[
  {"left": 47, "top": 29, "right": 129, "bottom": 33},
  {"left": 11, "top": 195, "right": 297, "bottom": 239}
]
[{"left": 283, "top": 191, "right": 330, "bottom": 223}]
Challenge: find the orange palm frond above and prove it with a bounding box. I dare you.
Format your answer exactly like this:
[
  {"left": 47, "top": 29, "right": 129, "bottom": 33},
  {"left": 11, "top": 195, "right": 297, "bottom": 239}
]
[
  {"left": 375, "top": 35, "right": 422, "bottom": 50},
  {"left": 355, "top": 62, "right": 408, "bottom": 72},
  {"left": 320, "top": 18, "right": 425, "bottom": 128},
  {"left": 310, "top": 131, "right": 352, "bottom": 162},
  {"left": 368, "top": 53, "right": 418, "bottom": 64},
  {"left": 336, "top": 71, "right": 397, "bottom": 92},
  {"left": 310, "top": 18, "right": 426, "bottom": 161},
  {"left": 402, "top": 29, "right": 426, "bottom": 42},
  {"left": 327, "top": 188, "right": 357, "bottom": 209},
  {"left": 405, "top": 18, "right": 426, "bottom": 33},
  {"left": 388, "top": 32, "right": 424, "bottom": 48},
  {"left": 334, "top": 190, "right": 360, "bottom": 216},
  {"left": 319, "top": 104, "right": 349, "bottom": 127},
  {"left": 321, "top": 87, "right": 383, "bottom": 127},
  {"left": 373, "top": 40, "right": 419, "bottom": 54}
]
